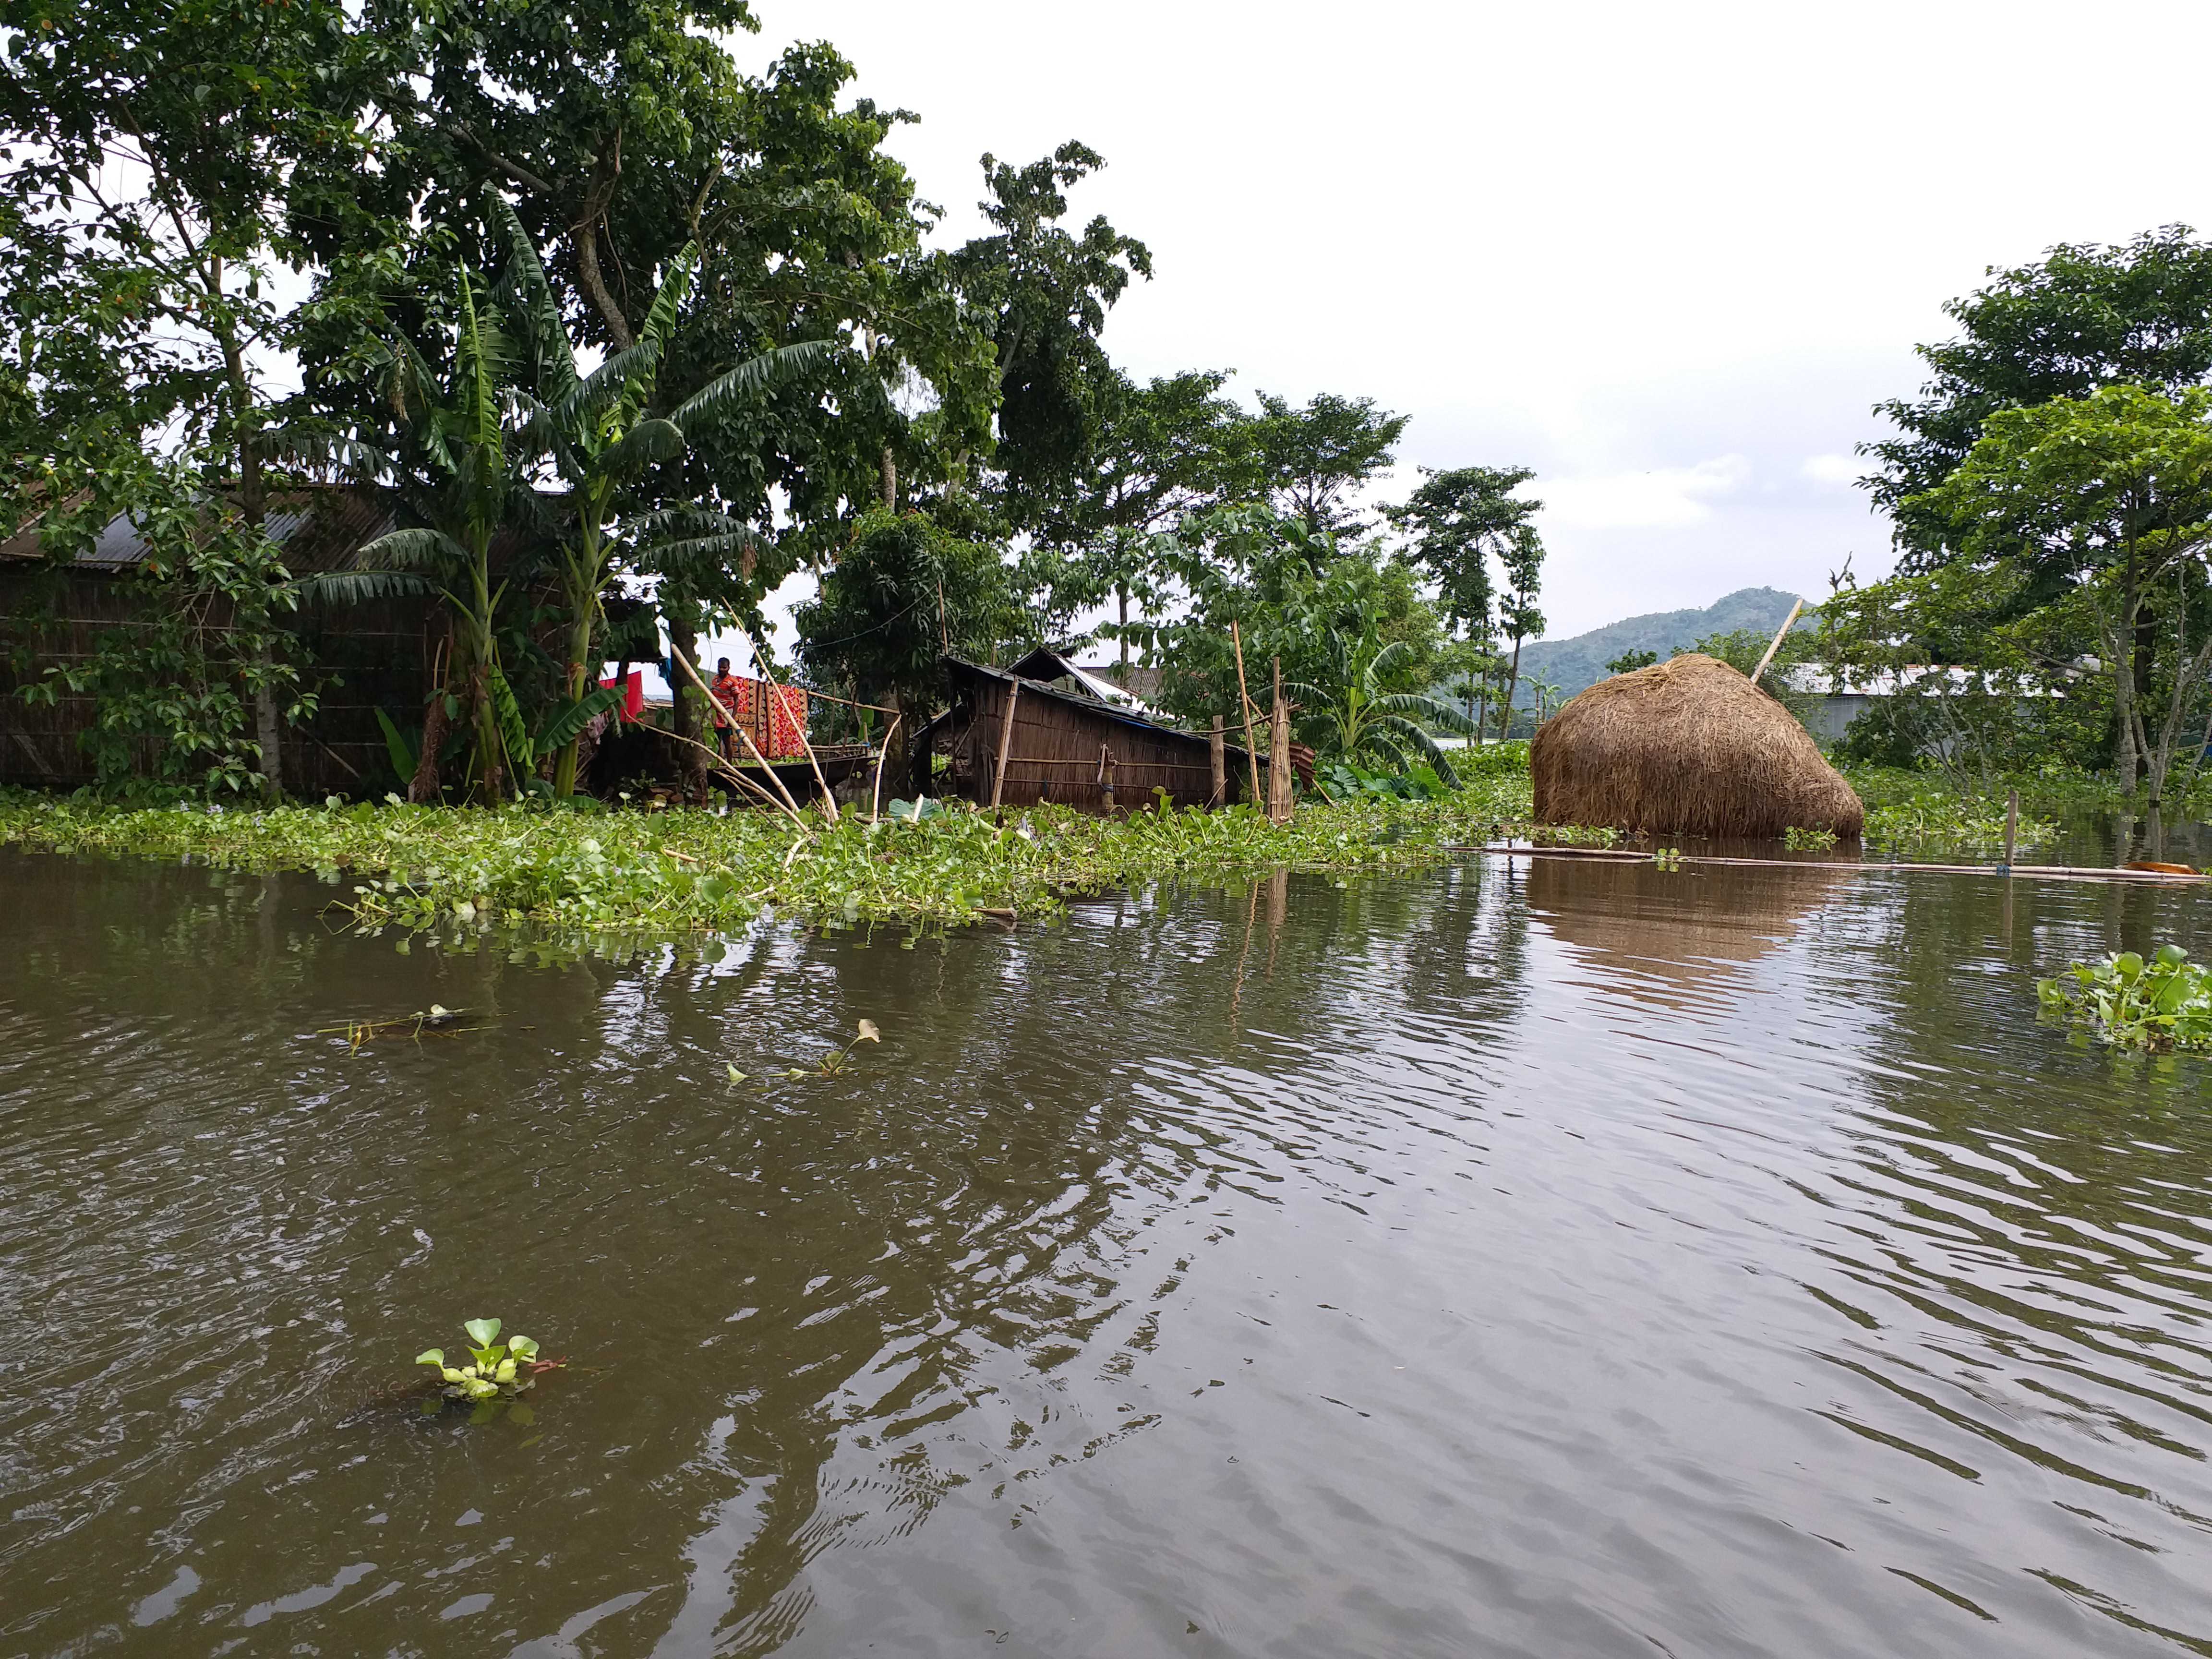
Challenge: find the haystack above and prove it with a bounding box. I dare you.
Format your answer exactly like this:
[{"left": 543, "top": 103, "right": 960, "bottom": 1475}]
[{"left": 1531, "top": 653, "right": 1863, "bottom": 840}]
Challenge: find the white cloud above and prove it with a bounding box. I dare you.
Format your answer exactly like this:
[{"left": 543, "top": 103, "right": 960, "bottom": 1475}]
[
  {"left": 1536, "top": 456, "right": 1751, "bottom": 531},
  {"left": 1800, "top": 453, "right": 1861, "bottom": 486}
]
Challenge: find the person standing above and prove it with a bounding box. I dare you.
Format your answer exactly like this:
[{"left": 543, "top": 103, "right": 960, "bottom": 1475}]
[{"left": 709, "top": 658, "right": 743, "bottom": 761}]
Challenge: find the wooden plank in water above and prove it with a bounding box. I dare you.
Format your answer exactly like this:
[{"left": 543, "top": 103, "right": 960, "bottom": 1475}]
[{"left": 1466, "top": 845, "right": 2208, "bottom": 885}]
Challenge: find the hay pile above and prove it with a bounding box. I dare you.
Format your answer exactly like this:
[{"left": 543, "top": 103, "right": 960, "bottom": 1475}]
[{"left": 1531, "top": 652, "right": 1863, "bottom": 840}]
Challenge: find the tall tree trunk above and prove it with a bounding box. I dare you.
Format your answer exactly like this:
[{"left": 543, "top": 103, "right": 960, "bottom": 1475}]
[
  {"left": 1500, "top": 634, "right": 1525, "bottom": 742},
  {"left": 669, "top": 610, "right": 708, "bottom": 804},
  {"left": 879, "top": 447, "right": 897, "bottom": 510},
  {"left": 410, "top": 616, "right": 452, "bottom": 805},
  {"left": 218, "top": 301, "right": 284, "bottom": 800}
]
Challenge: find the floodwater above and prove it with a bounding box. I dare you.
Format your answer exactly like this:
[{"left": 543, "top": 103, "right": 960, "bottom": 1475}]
[{"left": 4, "top": 848, "right": 2212, "bottom": 1659}]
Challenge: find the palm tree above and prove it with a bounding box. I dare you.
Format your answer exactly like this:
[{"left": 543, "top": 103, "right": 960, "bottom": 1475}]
[
  {"left": 1289, "top": 631, "right": 1479, "bottom": 783},
  {"left": 490, "top": 194, "right": 830, "bottom": 797},
  {"left": 312, "top": 267, "right": 550, "bottom": 801}
]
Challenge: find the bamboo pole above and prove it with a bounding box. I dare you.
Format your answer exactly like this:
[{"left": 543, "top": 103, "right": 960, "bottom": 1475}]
[
  {"left": 2003, "top": 788, "right": 2019, "bottom": 872},
  {"left": 659, "top": 721, "right": 797, "bottom": 821},
  {"left": 989, "top": 678, "right": 1021, "bottom": 808},
  {"left": 668, "top": 642, "right": 808, "bottom": 822},
  {"left": 1210, "top": 716, "right": 1226, "bottom": 806},
  {"left": 1268, "top": 656, "right": 1292, "bottom": 825},
  {"left": 1230, "top": 621, "right": 1261, "bottom": 805},
  {"left": 1749, "top": 599, "right": 1804, "bottom": 687},
  {"left": 869, "top": 713, "right": 902, "bottom": 824},
  {"left": 735, "top": 627, "right": 835, "bottom": 812}
]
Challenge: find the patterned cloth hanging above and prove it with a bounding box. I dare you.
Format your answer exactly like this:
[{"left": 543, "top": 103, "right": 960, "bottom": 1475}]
[{"left": 721, "top": 678, "right": 810, "bottom": 759}]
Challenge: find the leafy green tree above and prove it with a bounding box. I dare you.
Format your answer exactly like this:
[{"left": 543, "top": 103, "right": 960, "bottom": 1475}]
[
  {"left": 1239, "top": 392, "right": 1408, "bottom": 541},
  {"left": 493, "top": 197, "right": 827, "bottom": 795},
  {"left": 950, "top": 143, "right": 1153, "bottom": 526},
  {"left": 1868, "top": 227, "right": 2212, "bottom": 569},
  {"left": 1604, "top": 648, "right": 1659, "bottom": 674},
  {"left": 0, "top": 0, "right": 384, "bottom": 793},
  {"left": 1043, "top": 368, "right": 1245, "bottom": 665},
  {"left": 794, "top": 509, "right": 1029, "bottom": 742},
  {"left": 1391, "top": 463, "right": 1538, "bottom": 648},
  {"left": 1152, "top": 506, "right": 1451, "bottom": 764},
  {"left": 1909, "top": 384, "right": 2212, "bottom": 802},
  {"left": 1494, "top": 522, "right": 1547, "bottom": 738}
]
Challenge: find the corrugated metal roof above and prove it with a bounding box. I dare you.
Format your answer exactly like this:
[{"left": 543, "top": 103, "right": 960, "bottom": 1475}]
[{"left": 0, "top": 485, "right": 394, "bottom": 573}]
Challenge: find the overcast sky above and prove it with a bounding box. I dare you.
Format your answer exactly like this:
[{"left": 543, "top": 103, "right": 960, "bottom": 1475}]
[{"left": 711, "top": 0, "right": 2212, "bottom": 658}]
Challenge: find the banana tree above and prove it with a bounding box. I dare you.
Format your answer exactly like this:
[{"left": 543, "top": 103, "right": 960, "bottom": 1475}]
[
  {"left": 311, "top": 269, "right": 536, "bottom": 800},
  {"left": 1289, "top": 632, "right": 1479, "bottom": 784},
  {"left": 491, "top": 193, "right": 829, "bottom": 797}
]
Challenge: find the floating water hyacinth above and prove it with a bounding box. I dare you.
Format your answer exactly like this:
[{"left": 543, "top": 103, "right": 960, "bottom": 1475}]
[
  {"left": 2038, "top": 945, "right": 2212, "bottom": 1053},
  {"left": 417, "top": 1317, "right": 542, "bottom": 1402}
]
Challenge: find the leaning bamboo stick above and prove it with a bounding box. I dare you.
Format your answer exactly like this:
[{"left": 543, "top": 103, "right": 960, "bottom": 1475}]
[
  {"left": 1469, "top": 844, "right": 2207, "bottom": 883},
  {"left": 1749, "top": 599, "right": 1804, "bottom": 687},
  {"left": 656, "top": 717, "right": 802, "bottom": 822},
  {"left": 1230, "top": 621, "right": 1262, "bottom": 805},
  {"left": 668, "top": 642, "right": 808, "bottom": 822},
  {"left": 869, "top": 713, "right": 901, "bottom": 824},
  {"left": 989, "top": 679, "right": 1022, "bottom": 808}
]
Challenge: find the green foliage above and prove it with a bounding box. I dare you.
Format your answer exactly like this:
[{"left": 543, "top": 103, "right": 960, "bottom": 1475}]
[
  {"left": 795, "top": 508, "right": 1030, "bottom": 720},
  {"left": 816, "top": 1019, "right": 881, "bottom": 1075},
  {"left": 1321, "top": 761, "right": 1452, "bottom": 802},
  {"left": 1391, "top": 464, "right": 1537, "bottom": 645},
  {"left": 0, "top": 771, "right": 1563, "bottom": 944},
  {"left": 951, "top": 143, "right": 1152, "bottom": 524},
  {"left": 2039, "top": 944, "right": 2212, "bottom": 1053},
  {"left": 1847, "top": 775, "right": 2059, "bottom": 859},
  {"left": 1868, "top": 227, "right": 2212, "bottom": 568},
  {"left": 1781, "top": 825, "right": 1838, "bottom": 851},
  {"left": 417, "top": 1316, "right": 541, "bottom": 1402},
  {"left": 1241, "top": 392, "right": 1407, "bottom": 540},
  {"left": 1604, "top": 649, "right": 1659, "bottom": 674}
]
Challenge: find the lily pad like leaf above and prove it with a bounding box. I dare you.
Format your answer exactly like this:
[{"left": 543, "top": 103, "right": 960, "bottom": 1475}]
[
  {"left": 416, "top": 1348, "right": 445, "bottom": 1367},
  {"left": 726, "top": 1063, "right": 746, "bottom": 1083},
  {"left": 464, "top": 1317, "right": 500, "bottom": 1346},
  {"left": 507, "top": 1336, "right": 539, "bottom": 1359},
  {"left": 856, "top": 1019, "right": 880, "bottom": 1043}
]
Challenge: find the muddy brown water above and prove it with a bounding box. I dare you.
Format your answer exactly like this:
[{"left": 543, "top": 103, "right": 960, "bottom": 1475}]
[{"left": 4, "top": 847, "right": 2212, "bottom": 1657}]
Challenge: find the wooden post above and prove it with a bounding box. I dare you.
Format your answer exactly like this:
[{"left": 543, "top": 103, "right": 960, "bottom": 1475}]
[
  {"left": 1100, "top": 743, "right": 1117, "bottom": 812},
  {"left": 1230, "top": 621, "right": 1261, "bottom": 805},
  {"left": 1269, "top": 657, "right": 1293, "bottom": 825},
  {"left": 2003, "top": 787, "right": 2019, "bottom": 872},
  {"left": 988, "top": 678, "right": 1021, "bottom": 808},
  {"left": 1209, "top": 716, "right": 1226, "bottom": 807},
  {"left": 1749, "top": 598, "right": 1804, "bottom": 688}
]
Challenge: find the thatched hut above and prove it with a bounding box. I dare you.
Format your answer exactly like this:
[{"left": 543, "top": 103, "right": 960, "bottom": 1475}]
[{"left": 1531, "top": 652, "right": 1863, "bottom": 840}]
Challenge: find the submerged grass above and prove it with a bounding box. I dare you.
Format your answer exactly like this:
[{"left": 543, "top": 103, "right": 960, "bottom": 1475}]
[{"left": 0, "top": 774, "right": 1536, "bottom": 938}]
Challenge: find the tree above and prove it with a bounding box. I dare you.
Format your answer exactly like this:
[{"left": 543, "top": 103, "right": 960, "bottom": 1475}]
[
  {"left": 1151, "top": 506, "right": 1450, "bottom": 763},
  {"left": 492, "top": 196, "right": 827, "bottom": 795},
  {"left": 1240, "top": 392, "right": 1407, "bottom": 541},
  {"left": 1044, "top": 368, "right": 1245, "bottom": 666},
  {"left": 1605, "top": 648, "right": 1659, "bottom": 674},
  {"left": 0, "top": 0, "right": 384, "bottom": 793},
  {"left": 1867, "top": 227, "right": 2212, "bottom": 569},
  {"left": 1494, "top": 523, "right": 1547, "bottom": 738},
  {"left": 793, "top": 508, "right": 1028, "bottom": 743},
  {"left": 950, "top": 143, "right": 1152, "bottom": 526},
  {"left": 1910, "top": 384, "right": 2212, "bottom": 803},
  {"left": 1391, "top": 463, "right": 1538, "bottom": 648},
  {"left": 1289, "top": 635, "right": 1478, "bottom": 781}
]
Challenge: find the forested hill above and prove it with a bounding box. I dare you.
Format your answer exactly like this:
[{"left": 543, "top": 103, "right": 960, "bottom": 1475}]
[{"left": 1514, "top": 587, "right": 1806, "bottom": 700}]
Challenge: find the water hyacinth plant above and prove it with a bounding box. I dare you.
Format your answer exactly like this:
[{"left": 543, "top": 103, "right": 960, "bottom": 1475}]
[
  {"left": 2037, "top": 945, "right": 2212, "bottom": 1052},
  {"left": 417, "top": 1317, "right": 541, "bottom": 1401}
]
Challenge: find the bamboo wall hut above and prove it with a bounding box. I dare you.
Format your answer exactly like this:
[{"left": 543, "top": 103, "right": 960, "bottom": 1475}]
[
  {"left": 936, "top": 652, "right": 1260, "bottom": 811},
  {"left": 0, "top": 485, "right": 437, "bottom": 796},
  {"left": 1532, "top": 652, "right": 1864, "bottom": 840}
]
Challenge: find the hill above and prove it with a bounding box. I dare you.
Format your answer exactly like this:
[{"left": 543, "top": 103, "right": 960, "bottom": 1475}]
[{"left": 1510, "top": 587, "right": 1806, "bottom": 702}]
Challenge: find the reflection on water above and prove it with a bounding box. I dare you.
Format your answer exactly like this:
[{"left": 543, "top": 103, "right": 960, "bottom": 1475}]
[{"left": 3, "top": 848, "right": 2212, "bottom": 1657}]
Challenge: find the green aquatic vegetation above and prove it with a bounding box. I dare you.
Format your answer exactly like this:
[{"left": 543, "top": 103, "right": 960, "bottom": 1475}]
[
  {"left": 1653, "top": 846, "right": 1684, "bottom": 871},
  {"left": 1782, "top": 826, "right": 1838, "bottom": 851},
  {"left": 2038, "top": 945, "right": 2212, "bottom": 1053},
  {"left": 418, "top": 1318, "right": 541, "bottom": 1402},
  {"left": 1860, "top": 793, "right": 2057, "bottom": 859},
  {"left": 0, "top": 776, "right": 1546, "bottom": 942},
  {"left": 318, "top": 1003, "right": 472, "bottom": 1053},
  {"left": 817, "top": 1019, "right": 881, "bottom": 1075}
]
